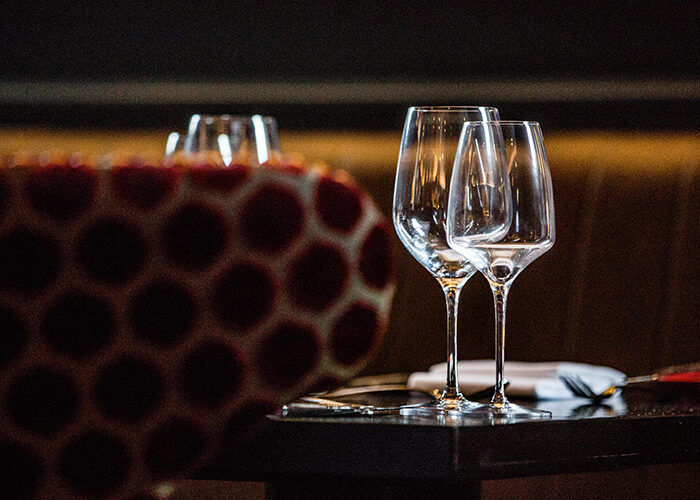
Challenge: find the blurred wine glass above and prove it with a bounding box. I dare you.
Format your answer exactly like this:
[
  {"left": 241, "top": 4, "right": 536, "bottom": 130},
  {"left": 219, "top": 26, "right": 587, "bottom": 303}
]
[{"left": 165, "top": 114, "right": 280, "bottom": 165}]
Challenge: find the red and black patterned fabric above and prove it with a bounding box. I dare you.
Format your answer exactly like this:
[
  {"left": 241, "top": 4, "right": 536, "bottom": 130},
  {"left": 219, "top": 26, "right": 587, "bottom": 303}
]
[{"left": 0, "top": 155, "right": 395, "bottom": 499}]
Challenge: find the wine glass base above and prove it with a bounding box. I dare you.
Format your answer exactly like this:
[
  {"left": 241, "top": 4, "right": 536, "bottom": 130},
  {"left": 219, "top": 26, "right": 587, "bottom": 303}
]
[
  {"left": 464, "top": 401, "right": 552, "bottom": 421},
  {"left": 399, "top": 398, "right": 486, "bottom": 418}
]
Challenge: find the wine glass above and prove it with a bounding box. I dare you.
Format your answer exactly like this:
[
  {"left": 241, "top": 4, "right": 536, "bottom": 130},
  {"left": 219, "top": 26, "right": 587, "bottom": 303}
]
[
  {"left": 393, "top": 105, "right": 499, "bottom": 416},
  {"left": 165, "top": 114, "right": 280, "bottom": 165},
  {"left": 446, "top": 120, "right": 555, "bottom": 418}
]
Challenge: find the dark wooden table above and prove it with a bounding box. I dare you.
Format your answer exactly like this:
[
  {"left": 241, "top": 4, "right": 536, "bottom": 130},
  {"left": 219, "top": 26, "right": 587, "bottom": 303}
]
[{"left": 200, "top": 385, "right": 700, "bottom": 499}]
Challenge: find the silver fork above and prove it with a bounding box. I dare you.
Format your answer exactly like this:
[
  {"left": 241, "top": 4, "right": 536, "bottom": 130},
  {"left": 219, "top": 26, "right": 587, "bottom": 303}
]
[
  {"left": 558, "top": 374, "right": 623, "bottom": 401},
  {"left": 559, "top": 363, "right": 700, "bottom": 401}
]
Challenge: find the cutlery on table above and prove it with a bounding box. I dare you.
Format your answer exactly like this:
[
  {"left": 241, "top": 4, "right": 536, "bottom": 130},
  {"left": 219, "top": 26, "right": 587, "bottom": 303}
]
[
  {"left": 559, "top": 362, "right": 700, "bottom": 402},
  {"left": 282, "top": 383, "right": 508, "bottom": 417}
]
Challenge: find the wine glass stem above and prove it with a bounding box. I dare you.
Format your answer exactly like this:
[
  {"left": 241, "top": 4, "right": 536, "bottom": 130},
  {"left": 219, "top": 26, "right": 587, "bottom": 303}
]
[
  {"left": 491, "top": 283, "right": 511, "bottom": 406},
  {"left": 439, "top": 280, "right": 466, "bottom": 400}
]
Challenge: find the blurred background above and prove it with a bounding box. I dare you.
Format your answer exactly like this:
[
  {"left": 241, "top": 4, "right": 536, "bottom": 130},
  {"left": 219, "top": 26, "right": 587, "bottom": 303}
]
[
  {"left": 2, "top": 0, "right": 699, "bottom": 369},
  {"left": 0, "top": 2, "right": 697, "bottom": 130},
  {"left": 2, "top": 3, "right": 699, "bottom": 499},
  {"left": 1, "top": 1, "right": 698, "bottom": 375}
]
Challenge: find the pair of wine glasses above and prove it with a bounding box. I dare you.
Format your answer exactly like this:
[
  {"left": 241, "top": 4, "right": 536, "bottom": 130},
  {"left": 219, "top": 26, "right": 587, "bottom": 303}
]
[
  {"left": 165, "top": 114, "right": 280, "bottom": 165},
  {"left": 167, "top": 110, "right": 554, "bottom": 420},
  {"left": 394, "top": 106, "right": 555, "bottom": 419}
]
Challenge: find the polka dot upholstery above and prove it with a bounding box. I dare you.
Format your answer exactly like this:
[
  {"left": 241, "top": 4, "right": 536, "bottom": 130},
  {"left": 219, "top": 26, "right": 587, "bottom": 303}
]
[{"left": 0, "top": 156, "right": 395, "bottom": 499}]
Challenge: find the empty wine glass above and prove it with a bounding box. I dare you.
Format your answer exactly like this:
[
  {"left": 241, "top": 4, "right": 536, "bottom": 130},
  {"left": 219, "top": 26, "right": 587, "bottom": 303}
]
[
  {"left": 447, "top": 121, "right": 555, "bottom": 418},
  {"left": 393, "top": 106, "right": 499, "bottom": 416},
  {"left": 165, "top": 114, "right": 280, "bottom": 165}
]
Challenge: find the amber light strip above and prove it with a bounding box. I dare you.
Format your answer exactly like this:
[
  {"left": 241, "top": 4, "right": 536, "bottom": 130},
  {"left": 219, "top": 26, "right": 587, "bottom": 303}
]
[{"left": 0, "top": 129, "right": 698, "bottom": 175}]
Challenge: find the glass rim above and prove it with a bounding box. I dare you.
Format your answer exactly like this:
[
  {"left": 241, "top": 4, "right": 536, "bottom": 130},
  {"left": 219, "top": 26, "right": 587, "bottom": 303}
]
[
  {"left": 463, "top": 119, "right": 540, "bottom": 127},
  {"left": 189, "top": 113, "right": 278, "bottom": 123},
  {"left": 407, "top": 105, "right": 498, "bottom": 112}
]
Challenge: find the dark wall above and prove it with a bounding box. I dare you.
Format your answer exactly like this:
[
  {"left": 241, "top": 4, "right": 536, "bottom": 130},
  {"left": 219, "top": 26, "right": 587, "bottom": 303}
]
[
  {"left": 3, "top": 2, "right": 697, "bottom": 80},
  {"left": 1, "top": 2, "right": 698, "bottom": 129}
]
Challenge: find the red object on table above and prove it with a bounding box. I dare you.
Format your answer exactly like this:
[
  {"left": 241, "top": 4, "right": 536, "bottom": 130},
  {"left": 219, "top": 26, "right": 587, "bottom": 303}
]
[{"left": 658, "top": 371, "right": 700, "bottom": 383}]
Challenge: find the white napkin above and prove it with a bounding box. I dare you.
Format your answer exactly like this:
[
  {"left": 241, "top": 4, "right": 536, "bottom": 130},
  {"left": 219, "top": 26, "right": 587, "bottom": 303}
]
[{"left": 407, "top": 360, "right": 626, "bottom": 400}]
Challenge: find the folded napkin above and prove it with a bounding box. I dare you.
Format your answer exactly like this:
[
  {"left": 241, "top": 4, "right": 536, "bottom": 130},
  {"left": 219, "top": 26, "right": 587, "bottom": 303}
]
[{"left": 408, "top": 360, "right": 626, "bottom": 400}]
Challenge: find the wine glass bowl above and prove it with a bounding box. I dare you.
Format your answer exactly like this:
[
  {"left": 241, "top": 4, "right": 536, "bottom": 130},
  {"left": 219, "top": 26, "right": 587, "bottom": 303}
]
[
  {"left": 449, "top": 121, "right": 554, "bottom": 284},
  {"left": 165, "top": 114, "right": 280, "bottom": 166},
  {"left": 392, "top": 106, "right": 499, "bottom": 415},
  {"left": 447, "top": 120, "right": 555, "bottom": 418},
  {"left": 394, "top": 106, "right": 500, "bottom": 282}
]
